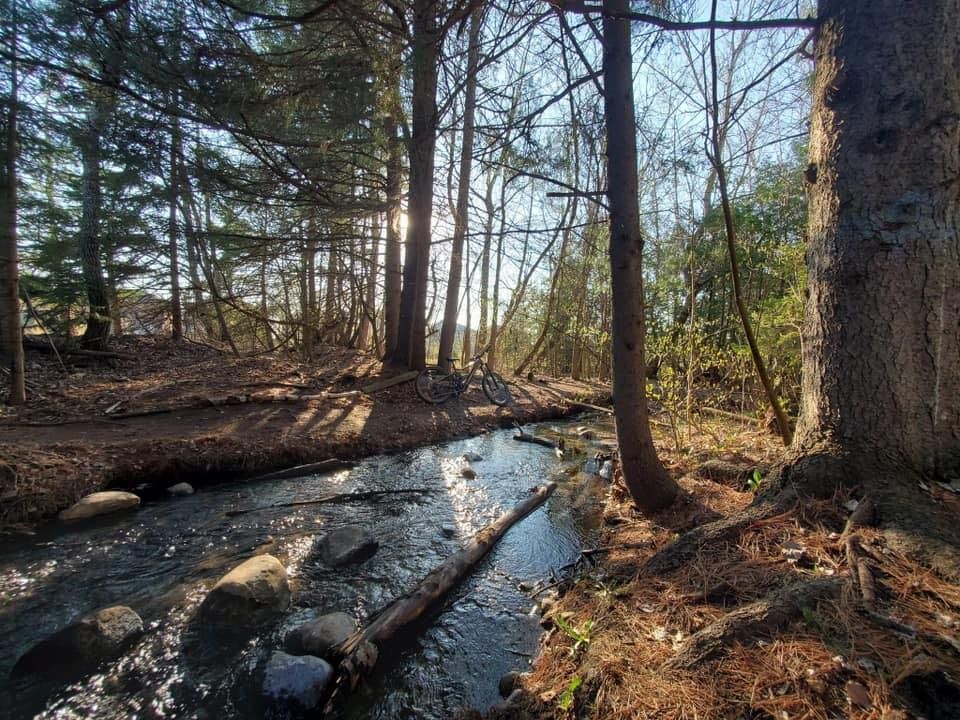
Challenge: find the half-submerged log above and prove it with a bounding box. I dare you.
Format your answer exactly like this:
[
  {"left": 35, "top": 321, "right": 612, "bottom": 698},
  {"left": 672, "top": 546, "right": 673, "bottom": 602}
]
[
  {"left": 513, "top": 431, "right": 559, "bottom": 449},
  {"left": 326, "top": 482, "right": 557, "bottom": 706}
]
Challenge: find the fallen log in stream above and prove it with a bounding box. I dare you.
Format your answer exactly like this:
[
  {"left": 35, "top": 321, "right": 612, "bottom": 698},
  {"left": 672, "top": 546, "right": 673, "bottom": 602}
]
[
  {"left": 325, "top": 482, "right": 557, "bottom": 708},
  {"left": 224, "top": 488, "right": 433, "bottom": 517},
  {"left": 513, "top": 430, "right": 562, "bottom": 450},
  {"left": 245, "top": 458, "right": 354, "bottom": 483}
]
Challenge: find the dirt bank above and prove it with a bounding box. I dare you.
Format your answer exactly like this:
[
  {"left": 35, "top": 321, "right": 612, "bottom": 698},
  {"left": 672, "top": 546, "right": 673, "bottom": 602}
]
[{"left": 0, "top": 337, "right": 610, "bottom": 528}]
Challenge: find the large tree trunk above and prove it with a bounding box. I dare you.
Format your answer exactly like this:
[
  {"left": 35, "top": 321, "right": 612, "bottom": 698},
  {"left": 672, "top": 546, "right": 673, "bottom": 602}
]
[
  {"left": 437, "top": 6, "right": 482, "bottom": 372},
  {"left": 796, "top": 0, "right": 960, "bottom": 490},
  {"left": 390, "top": 0, "right": 438, "bottom": 370},
  {"left": 0, "top": 4, "right": 25, "bottom": 404},
  {"left": 78, "top": 89, "right": 115, "bottom": 350},
  {"left": 602, "top": 0, "right": 679, "bottom": 512}
]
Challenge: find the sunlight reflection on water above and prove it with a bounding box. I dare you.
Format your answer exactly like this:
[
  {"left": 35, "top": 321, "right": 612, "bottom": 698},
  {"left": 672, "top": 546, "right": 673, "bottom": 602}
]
[{"left": 0, "top": 417, "right": 613, "bottom": 719}]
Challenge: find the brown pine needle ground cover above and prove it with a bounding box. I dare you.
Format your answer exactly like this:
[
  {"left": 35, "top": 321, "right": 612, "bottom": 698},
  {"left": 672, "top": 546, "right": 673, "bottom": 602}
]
[{"left": 487, "top": 422, "right": 960, "bottom": 720}]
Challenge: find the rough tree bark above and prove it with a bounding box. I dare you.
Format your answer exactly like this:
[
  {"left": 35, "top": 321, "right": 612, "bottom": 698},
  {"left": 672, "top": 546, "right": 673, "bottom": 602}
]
[
  {"left": 437, "top": 6, "right": 482, "bottom": 372},
  {"left": 77, "top": 86, "right": 116, "bottom": 350},
  {"left": 390, "top": 0, "right": 438, "bottom": 370},
  {"left": 78, "top": 10, "right": 126, "bottom": 350},
  {"left": 795, "top": 0, "right": 960, "bottom": 492},
  {"left": 602, "top": 0, "right": 679, "bottom": 512},
  {"left": 0, "top": 0, "right": 25, "bottom": 404}
]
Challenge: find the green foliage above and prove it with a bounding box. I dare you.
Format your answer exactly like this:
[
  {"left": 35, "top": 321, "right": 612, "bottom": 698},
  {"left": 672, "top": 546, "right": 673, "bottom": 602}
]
[
  {"left": 553, "top": 615, "right": 595, "bottom": 657},
  {"left": 558, "top": 675, "right": 583, "bottom": 711},
  {"left": 747, "top": 468, "right": 763, "bottom": 493}
]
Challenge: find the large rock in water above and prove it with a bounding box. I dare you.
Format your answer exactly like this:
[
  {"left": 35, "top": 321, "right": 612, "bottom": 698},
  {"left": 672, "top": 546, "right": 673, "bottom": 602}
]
[
  {"left": 200, "top": 554, "right": 290, "bottom": 627},
  {"left": 285, "top": 612, "right": 357, "bottom": 658},
  {"left": 318, "top": 526, "right": 378, "bottom": 566},
  {"left": 262, "top": 651, "right": 333, "bottom": 710},
  {"left": 59, "top": 491, "right": 140, "bottom": 521},
  {"left": 13, "top": 605, "right": 143, "bottom": 678}
]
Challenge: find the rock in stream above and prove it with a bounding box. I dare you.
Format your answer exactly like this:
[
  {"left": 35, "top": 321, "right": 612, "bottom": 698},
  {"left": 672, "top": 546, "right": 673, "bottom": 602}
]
[
  {"left": 285, "top": 611, "right": 357, "bottom": 658},
  {"left": 13, "top": 605, "right": 144, "bottom": 679},
  {"left": 59, "top": 491, "right": 140, "bottom": 521},
  {"left": 318, "top": 526, "right": 379, "bottom": 566},
  {"left": 200, "top": 554, "right": 290, "bottom": 627}
]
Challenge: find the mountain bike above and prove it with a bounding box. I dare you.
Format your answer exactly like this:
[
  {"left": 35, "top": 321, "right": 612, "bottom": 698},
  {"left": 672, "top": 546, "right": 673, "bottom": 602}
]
[{"left": 415, "top": 353, "right": 512, "bottom": 406}]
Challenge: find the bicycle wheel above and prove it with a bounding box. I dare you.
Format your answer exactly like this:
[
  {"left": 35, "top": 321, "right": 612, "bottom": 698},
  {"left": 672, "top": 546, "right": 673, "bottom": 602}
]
[
  {"left": 481, "top": 370, "right": 512, "bottom": 406},
  {"left": 415, "top": 368, "right": 458, "bottom": 404}
]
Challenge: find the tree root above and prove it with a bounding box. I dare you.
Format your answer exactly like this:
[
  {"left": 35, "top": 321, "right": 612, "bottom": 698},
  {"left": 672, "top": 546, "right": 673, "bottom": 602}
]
[
  {"left": 841, "top": 497, "right": 878, "bottom": 605},
  {"left": 666, "top": 576, "right": 843, "bottom": 669},
  {"left": 641, "top": 490, "right": 796, "bottom": 576}
]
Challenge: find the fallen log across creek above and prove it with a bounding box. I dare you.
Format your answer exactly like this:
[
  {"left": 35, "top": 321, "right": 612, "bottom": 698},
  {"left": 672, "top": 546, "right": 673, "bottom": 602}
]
[{"left": 325, "top": 482, "right": 558, "bottom": 709}]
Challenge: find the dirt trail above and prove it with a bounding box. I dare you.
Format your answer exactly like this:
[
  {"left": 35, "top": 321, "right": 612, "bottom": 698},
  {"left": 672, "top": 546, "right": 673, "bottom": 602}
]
[{"left": 0, "top": 338, "right": 610, "bottom": 526}]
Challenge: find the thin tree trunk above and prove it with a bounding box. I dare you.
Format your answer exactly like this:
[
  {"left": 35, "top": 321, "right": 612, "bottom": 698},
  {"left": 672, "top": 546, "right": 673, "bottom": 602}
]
[
  {"left": 514, "top": 200, "right": 575, "bottom": 376},
  {"left": 477, "top": 173, "right": 494, "bottom": 350},
  {"left": 179, "top": 148, "right": 212, "bottom": 338},
  {"left": 382, "top": 113, "right": 403, "bottom": 360},
  {"left": 706, "top": 0, "right": 792, "bottom": 445},
  {"left": 168, "top": 112, "right": 183, "bottom": 340},
  {"left": 438, "top": 6, "right": 482, "bottom": 371},
  {"left": 0, "top": 1, "right": 25, "bottom": 403},
  {"left": 601, "top": 0, "right": 678, "bottom": 512}
]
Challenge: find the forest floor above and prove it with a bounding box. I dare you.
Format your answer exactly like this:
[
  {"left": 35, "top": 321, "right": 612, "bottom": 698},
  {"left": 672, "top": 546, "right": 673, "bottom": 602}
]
[
  {"left": 479, "top": 421, "right": 960, "bottom": 720},
  {"left": 0, "top": 336, "right": 609, "bottom": 528}
]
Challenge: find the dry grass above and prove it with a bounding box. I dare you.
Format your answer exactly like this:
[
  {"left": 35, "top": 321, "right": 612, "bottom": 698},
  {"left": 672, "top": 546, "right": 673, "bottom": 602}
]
[{"left": 491, "top": 420, "right": 960, "bottom": 720}]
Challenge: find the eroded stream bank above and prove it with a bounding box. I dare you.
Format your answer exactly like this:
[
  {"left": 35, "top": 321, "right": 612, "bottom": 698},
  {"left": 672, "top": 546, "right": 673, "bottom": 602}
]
[{"left": 0, "top": 417, "right": 615, "bottom": 719}]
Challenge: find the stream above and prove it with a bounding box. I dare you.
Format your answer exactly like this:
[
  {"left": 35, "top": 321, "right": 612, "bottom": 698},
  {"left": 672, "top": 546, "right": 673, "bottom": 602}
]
[{"left": 0, "top": 417, "right": 613, "bottom": 719}]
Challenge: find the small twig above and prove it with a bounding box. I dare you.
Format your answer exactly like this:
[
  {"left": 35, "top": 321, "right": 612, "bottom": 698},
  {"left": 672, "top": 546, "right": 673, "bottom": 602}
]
[{"left": 21, "top": 286, "right": 67, "bottom": 374}]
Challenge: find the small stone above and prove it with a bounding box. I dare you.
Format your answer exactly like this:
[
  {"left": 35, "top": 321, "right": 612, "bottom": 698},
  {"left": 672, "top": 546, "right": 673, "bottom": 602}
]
[
  {"left": 781, "top": 540, "right": 806, "bottom": 562},
  {"left": 845, "top": 680, "right": 872, "bottom": 709},
  {"left": 285, "top": 612, "right": 357, "bottom": 658},
  {"left": 319, "top": 526, "right": 379, "bottom": 566},
  {"left": 441, "top": 525, "right": 456, "bottom": 539},
  {"left": 462, "top": 452, "right": 483, "bottom": 462},
  {"left": 844, "top": 499, "right": 859, "bottom": 512},
  {"left": 59, "top": 491, "right": 140, "bottom": 521},
  {"left": 262, "top": 651, "right": 333, "bottom": 710},
  {"left": 461, "top": 465, "right": 477, "bottom": 479},
  {"left": 167, "top": 482, "right": 194, "bottom": 496},
  {"left": 13, "top": 605, "right": 144, "bottom": 678},
  {"left": 499, "top": 670, "right": 527, "bottom": 698},
  {"left": 599, "top": 460, "right": 613, "bottom": 480}
]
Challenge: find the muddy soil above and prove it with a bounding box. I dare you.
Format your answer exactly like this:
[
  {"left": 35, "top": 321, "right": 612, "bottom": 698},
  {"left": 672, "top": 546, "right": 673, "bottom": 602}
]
[{"left": 0, "top": 338, "right": 610, "bottom": 527}]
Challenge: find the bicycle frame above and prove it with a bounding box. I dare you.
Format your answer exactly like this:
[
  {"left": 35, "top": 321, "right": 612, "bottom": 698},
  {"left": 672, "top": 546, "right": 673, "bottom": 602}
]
[{"left": 448, "top": 356, "right": 486, "bottom": 394}]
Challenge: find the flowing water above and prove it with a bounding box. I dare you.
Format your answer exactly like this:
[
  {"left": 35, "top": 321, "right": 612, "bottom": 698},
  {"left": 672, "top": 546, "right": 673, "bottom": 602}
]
[{"left": 0, "top": 418, "right": 613, "bottom": 719}]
